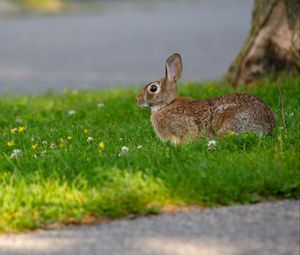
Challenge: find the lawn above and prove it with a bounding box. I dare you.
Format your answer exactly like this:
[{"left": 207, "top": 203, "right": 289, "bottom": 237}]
[{"left": 0, "top": 74, "right": 299, "bottom": 233}]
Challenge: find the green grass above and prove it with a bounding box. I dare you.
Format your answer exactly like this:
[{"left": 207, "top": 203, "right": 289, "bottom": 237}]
[{"left": 0, "top": 74, "right": 299, "bottom": 233}]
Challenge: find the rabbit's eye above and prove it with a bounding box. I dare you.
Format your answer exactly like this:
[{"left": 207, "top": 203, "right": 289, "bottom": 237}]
[{"left": 149, "top": 84, "right": 158, "bottom": 93}]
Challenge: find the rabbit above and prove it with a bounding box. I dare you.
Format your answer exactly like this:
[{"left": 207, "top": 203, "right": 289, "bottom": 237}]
[{"left": 136, "top": 53, "right": 276, "bottom": 144}]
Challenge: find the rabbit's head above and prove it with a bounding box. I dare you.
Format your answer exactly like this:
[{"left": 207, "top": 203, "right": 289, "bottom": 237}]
[{"left": 136, "top": 53, "right": 182, "bottom": 111}]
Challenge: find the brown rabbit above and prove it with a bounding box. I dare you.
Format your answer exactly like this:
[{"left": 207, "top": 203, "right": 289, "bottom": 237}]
[{"left": 136, "top": 53, "right": 276, "bottom": 144}]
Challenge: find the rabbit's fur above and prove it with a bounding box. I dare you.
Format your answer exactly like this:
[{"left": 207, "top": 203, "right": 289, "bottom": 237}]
[{"left": 136, "top": 53, "right": 276, "bottom": 144}]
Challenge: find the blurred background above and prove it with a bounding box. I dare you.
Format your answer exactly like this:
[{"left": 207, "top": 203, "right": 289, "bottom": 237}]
[{"left": 0, "top": 0, "right": 253, "bottom": 94}]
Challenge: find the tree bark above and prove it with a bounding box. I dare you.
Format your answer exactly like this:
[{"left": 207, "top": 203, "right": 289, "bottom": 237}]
[{"left": 226, "top": 0, "right": 300, "bottom": 86}]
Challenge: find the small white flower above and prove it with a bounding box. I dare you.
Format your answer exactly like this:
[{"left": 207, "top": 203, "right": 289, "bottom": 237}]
[
  {"left": 50, "top": 143, "right": 57, "bottom": 150},
  {"left": 207, "top": 140, "right": 217, "bottom": 150},
  {"left": 42, "top": 141, "right": 48, "bottom": 145},
  {"left": 121, "top": 146, "right": 129, "bottom": 153},
  {"left": 10, "top": 149, "right": 22, "bottom": 159},
  {"left": 119, "top": 146, "right": 129, "bottom": 157},
  {"left": 87, "top": 136, "right": 94, "bottom": 143},
  {"left": 97, "top": 103, "right": 104, "bottom": 108},
  {"left": 137, "top": 145, "right": 143, "bottom": 149},
  {"left": 68, "top": 110, "right": 76, "bottom": 115}
]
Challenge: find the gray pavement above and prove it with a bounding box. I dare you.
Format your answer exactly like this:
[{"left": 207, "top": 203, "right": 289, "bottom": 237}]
[
  {"left": 0, "top": 200, "right": 299, "bottom": 255},
  {"left": 0, "top": 0, "right": 253, "bottom": 94}
]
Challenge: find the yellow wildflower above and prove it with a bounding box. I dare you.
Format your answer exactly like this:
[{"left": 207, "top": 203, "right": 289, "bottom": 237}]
[
  {"left": 7, "top": 141, "right": 15, "bottom": 147},
  {"left": 18, "top": 126, "right": 26, "bottom": 133},
  {"left": 32, "top": 143, "right": 38, "bottom": 150},
  {"left": 99, "top": 141, "right": 105, "bottom": 150},
  {"left": 67, "top": 136, "right": 73, "bottom": 141},
  {"left": 59, "top": 138, "right": 65, "bottom": 148}
]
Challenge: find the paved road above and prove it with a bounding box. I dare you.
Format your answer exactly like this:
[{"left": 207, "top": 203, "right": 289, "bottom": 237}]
[
  {"left": 0, "top": 200, "right": 299, "bottom": 255},
  {"left": 0, "top": 0, "right": 253, "bottom": 94}
]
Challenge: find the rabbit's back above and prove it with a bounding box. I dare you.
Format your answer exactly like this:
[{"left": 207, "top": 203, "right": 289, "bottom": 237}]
[{"left": 193, "top": 93, "right": 276, "bottom": 136}]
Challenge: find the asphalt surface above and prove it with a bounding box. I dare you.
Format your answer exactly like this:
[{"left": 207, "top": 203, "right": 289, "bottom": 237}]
[
  {"left": 0, "top": 0, "right": 253, "bottom": 94},
  {"left": 0, "top": 200, "right": 299, "bottom": 255}
]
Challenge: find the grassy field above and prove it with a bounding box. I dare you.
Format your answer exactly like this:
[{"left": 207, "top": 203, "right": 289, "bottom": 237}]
[{"left": 0, "top": 74, "right": 299, "bottom": 233}]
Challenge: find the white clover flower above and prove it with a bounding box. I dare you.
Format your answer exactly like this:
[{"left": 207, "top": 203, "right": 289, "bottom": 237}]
[
  {"left": 50, "top": 143, "right": 57, "bottom": 150},
  {"left": 137, "top": 145, "right": 143, "bottom": 149},
  {"left": 119, "top": 146, "right": 129, "bottom": 157},
  {"left": 121, "top": 146, "right": 129, "bottom": 153},
  {"left": 97, "top": 103, "right": 104, "bottom": 108},
  {"left": 10, "top": 149, "right": 22, "bottom": 159},
  {"left": 87, "top": 136, "right": 94, "bottom": 143},
  {"left": 207, "top": 140, "right": 217, "bottom": 150},
  {"left": 68, "top": 110, "right": 76, "bottom": 115}
]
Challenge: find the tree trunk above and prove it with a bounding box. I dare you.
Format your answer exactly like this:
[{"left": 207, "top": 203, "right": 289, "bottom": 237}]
[{"left": 226, "top": 0, "right": 300, "bottom": 86}]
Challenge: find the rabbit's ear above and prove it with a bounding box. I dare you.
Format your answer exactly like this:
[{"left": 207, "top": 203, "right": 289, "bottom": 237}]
[{"left": 165, "top": 53, "right": 182, "bottom": 82}]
